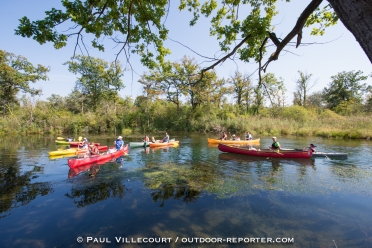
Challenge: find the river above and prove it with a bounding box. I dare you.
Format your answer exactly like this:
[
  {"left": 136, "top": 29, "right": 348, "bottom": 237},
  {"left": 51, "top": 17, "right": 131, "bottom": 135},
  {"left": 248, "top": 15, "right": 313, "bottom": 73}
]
[{"left": 0, "top": 133, "right": 371, "bottom": 247}]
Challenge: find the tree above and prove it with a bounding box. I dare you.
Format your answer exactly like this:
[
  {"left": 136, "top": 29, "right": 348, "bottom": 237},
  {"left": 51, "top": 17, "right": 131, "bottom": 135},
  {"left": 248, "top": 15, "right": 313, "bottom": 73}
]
[
  {"left": 177, "top": 58, "right": 218, "bottom": 112},
  {"left": 15, "top": 0, "right": 372, "bottom": 81},
  {"left": 261, "top": 73, "right": 286, "bottom": 107},
  {"left": 143, "top": 56, "right": 219, "bottom": 113},
  {"left": 323, "top": 70, "right": 369, "bottom": 110},
  {"left": 138, "top": 73, "right": 163, "bottom": 101},
  {"left": 229, "top": 70, "right": 254, "bottom": 113},
  {"left": 65, "top": 89, "right": 86, "bottom": 114},
  {"left": 293, "top": 71, "right": 316, "bottom": 107},
  {"left": 326, "top": 0, "right": 372, "bottom": 64},
  {"left": 0, "top": 49, "right": 49, "bottom": 114},
  {"left": 64, "top": 55, "right": 124, "bottom": 111},
  {"left": 306, "top": 91, "right": 326, "bottom": 109},
  {"left": 47, "top": 94, "right": 65, "bottom": 111},
  {"left": 209, "top": 78, "right": 231, "bottom": 108}
]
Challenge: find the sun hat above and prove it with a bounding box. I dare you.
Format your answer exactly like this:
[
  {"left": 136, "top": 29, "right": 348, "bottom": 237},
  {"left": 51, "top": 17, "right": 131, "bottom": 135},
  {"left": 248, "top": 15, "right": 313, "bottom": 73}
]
[
  {"left": 310, "top": 144, "right": 316, "bottom": 147},
  {"left": 118, "top": 136, "right": 123, "bottom": 139},
  {"left": 272, "top": 137, "right": 277, "bottom": 139}
]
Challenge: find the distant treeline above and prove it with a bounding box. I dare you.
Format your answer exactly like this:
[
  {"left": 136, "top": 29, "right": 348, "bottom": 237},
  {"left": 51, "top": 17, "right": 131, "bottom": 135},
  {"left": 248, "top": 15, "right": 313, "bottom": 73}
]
[
  {"left": 1, "top": 51, "right": 372, "bottom": 139},
  {"left": 1, "top": 95, "right": 372, "bottom": 140}
]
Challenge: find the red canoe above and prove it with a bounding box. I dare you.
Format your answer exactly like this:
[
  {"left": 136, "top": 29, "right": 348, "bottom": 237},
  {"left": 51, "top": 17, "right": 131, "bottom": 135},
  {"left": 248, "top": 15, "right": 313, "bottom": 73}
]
[
  {"left": 68, "top": 145, "right": 128, "bottom": 168},
  {"left": 69, "top": 142, "right": 100, "bottom": 147},
  {"left": 218, "top": 144, "right": 312, "bottom": 159}
]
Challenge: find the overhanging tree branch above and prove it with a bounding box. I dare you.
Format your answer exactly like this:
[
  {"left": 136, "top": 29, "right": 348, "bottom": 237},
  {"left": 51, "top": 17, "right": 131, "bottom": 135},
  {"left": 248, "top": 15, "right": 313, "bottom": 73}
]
[{"left": 262, "top": 0, "right": 323, "bottom": 72}]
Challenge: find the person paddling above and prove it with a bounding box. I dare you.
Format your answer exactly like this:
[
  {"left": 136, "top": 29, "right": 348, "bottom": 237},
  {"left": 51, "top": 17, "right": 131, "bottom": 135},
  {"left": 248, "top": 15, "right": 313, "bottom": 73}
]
[
  {"left": 81, "top": 138, "right": 89, "bottom": 149},
  {"left": 114, "top": 136, "right": 124, "bottom": 150},
  {"left": 220, "top": 131, "right": 228, "bottom": 140},
  {"left": 245, "top": 132, "right": 253, "bottom": 140},
  {"left": 304, "top": 144, "right": 316, "bottom": 152},
  {"left": 269, "top": 137, "right": 281, "bottom": 151},
  {"left": 88, "top": 143, "right": 99, "bottom": 155},
  {"left": 162, "top": 132, "right": 169, "bottom": 143}
]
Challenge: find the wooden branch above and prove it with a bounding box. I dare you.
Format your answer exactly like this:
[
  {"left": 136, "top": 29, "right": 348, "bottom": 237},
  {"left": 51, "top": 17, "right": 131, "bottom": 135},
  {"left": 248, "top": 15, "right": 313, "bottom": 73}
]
[
  {"left": 92, "top": 1, "right": 108, "bottom": 17},
  {"left": 190, "top": 35, "right": 252, "bottom": 85},
  {"left": 201, "top": 35, "right": 252, "bottom": 74},
  {"left": 262, "top": 0, "right": 323, "bottom": 71},
  {"left": 115, "top": 0, "right": 135, "bottom": 62}
]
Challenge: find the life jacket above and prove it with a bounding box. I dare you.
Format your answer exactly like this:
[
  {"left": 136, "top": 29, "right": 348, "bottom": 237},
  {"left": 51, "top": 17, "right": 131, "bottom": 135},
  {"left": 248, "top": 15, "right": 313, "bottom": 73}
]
[
  {"left": 271, "top": 141, "right": 280, "bottom": 149},
  {"left": 116, "top": 139, "right": 124, "bottom": 149},
  {"left": 89, "top": 145, "right": 99, "bottom": 155}
]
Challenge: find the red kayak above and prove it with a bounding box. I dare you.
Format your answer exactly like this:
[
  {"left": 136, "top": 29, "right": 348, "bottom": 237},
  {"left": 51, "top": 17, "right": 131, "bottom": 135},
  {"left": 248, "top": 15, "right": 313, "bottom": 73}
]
[
  {"left": 69, "top": 142, "right": 100, "bottom": 147},
  {"left": 68, "top": 145, "right": 128, "bottom": 168},
  {"left": 218, "top": 144, "right": 312, "bottom": 159}
]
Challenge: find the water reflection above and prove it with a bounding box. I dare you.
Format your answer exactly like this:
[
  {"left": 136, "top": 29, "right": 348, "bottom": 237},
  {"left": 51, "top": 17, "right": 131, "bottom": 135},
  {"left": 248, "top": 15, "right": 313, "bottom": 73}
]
[
  {"left": 65, "top": 178, "right": 127, "bottom": 207},
  {"left": 149, "top": 146, "right": 177, "bottom": 152},
  {"left": 218, "top": 152, "right": 315, "bottom": 167},
  {"left": 68, "top": 164, "right": 102, "bottom": 178},
  {"left": 151, "top": 185, "right": 201, "bottom": 207},
  {"left": 0, "top": 149, "right": 54, "bottom": 217}
]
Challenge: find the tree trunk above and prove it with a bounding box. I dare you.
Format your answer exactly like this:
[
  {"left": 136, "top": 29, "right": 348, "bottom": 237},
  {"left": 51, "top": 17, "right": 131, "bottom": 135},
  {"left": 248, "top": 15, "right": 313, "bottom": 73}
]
[{"left": 328, "top": 0, "right": 372, "bottom": 64}]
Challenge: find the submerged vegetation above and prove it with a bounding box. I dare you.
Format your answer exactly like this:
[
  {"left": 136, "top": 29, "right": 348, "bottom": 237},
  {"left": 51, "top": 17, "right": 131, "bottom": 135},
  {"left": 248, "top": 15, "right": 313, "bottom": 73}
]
[{"left": 138, "top": 160, "right": 372, "bottom": 199}]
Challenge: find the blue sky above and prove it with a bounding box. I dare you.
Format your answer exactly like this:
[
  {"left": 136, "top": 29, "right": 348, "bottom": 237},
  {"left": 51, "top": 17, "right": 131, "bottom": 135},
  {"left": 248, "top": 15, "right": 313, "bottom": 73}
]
[{"left": 1, "top": 0, "right": 371, "bottom": 104}]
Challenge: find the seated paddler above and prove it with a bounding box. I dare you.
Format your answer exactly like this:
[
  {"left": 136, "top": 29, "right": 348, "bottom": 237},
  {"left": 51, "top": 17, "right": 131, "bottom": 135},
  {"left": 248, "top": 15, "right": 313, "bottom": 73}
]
[{"left": 269, "top": 137, "right": 281, "bottom": 151}]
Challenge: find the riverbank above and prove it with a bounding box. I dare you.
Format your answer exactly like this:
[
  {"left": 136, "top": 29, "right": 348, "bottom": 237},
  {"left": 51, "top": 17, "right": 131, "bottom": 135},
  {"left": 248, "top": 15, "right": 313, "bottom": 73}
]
[{"left": 1, "top": 105, "right": 371, "bottom": 140}]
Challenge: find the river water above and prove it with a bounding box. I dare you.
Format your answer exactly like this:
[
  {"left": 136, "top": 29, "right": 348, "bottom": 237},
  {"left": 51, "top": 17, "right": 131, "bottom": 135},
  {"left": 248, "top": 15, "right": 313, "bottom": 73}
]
[{"left": 0, "top": 133, "right": 371, "bottom": 247}]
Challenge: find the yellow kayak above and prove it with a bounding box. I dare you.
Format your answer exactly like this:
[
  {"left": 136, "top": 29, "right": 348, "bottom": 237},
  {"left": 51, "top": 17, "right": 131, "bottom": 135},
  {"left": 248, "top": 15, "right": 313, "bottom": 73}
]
[
  {"left": 149, "top": 141, "right": 180, "bottom": 147},
  {"left": 49, "top": 146, "right": 108, "bottom": 156},
  {"left": 49, "top": 148, "right": 86, "bottom": 156},
  {"left": 49, "top": 154, "right": 77, "bottom": 160},
  {"left": 207, "top": 138, "right": 260, "bottom": 144}
]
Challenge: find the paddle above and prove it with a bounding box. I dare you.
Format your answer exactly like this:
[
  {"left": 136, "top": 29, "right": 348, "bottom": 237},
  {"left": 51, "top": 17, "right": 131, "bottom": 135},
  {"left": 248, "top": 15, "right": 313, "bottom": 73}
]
[
  {"left": 268, "top": 147, "right": 284, "bottom": 155},
  {"left": 75, "top": 143, "right": 80, "bottom": 156}
]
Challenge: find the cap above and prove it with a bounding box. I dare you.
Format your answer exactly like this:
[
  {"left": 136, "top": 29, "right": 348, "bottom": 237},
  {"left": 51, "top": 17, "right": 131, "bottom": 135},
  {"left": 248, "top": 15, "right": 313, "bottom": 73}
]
[
  {"left": 118, "top": 136, "right": 123, "bottom": 139},
  {"left": 272, "top": 137, "right": 277, "bottom": 139},
  {"left": 310, "top": 144, "right": 316, "bottom": 147}
]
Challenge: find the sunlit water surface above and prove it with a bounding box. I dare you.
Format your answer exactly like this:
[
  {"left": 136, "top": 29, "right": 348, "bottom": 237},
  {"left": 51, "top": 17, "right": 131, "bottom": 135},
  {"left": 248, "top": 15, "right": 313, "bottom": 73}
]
[{"left": 0, "top": 134, "right": 372, "bottom": 247}]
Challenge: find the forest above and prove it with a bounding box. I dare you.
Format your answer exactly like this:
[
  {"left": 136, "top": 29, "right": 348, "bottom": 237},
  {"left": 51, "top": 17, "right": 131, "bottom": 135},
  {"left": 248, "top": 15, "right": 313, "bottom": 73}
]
[{"left": 1, "top": 49, "right": 371, "bottom": 139}]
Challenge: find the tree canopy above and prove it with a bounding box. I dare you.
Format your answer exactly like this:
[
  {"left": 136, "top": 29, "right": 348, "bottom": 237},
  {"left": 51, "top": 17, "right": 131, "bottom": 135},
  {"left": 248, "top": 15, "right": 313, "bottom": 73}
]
[
  {"left": 0, "top": 49, "right": 49, "bottom": 111},
  {"left": 16, "top": 0, "right": 371, "bottom": 80},
  {"left": 64, "top": 55, "right": 124, "bottom": 111},
  {"left": 323, "top": 70, "right": 369, "bottom": 110}
]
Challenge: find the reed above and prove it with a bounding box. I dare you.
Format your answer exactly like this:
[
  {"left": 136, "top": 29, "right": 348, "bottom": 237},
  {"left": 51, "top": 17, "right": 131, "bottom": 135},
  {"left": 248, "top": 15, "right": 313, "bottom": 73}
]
[{"left": 1, "top": 101, "right": 372, "bottom": 140}]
